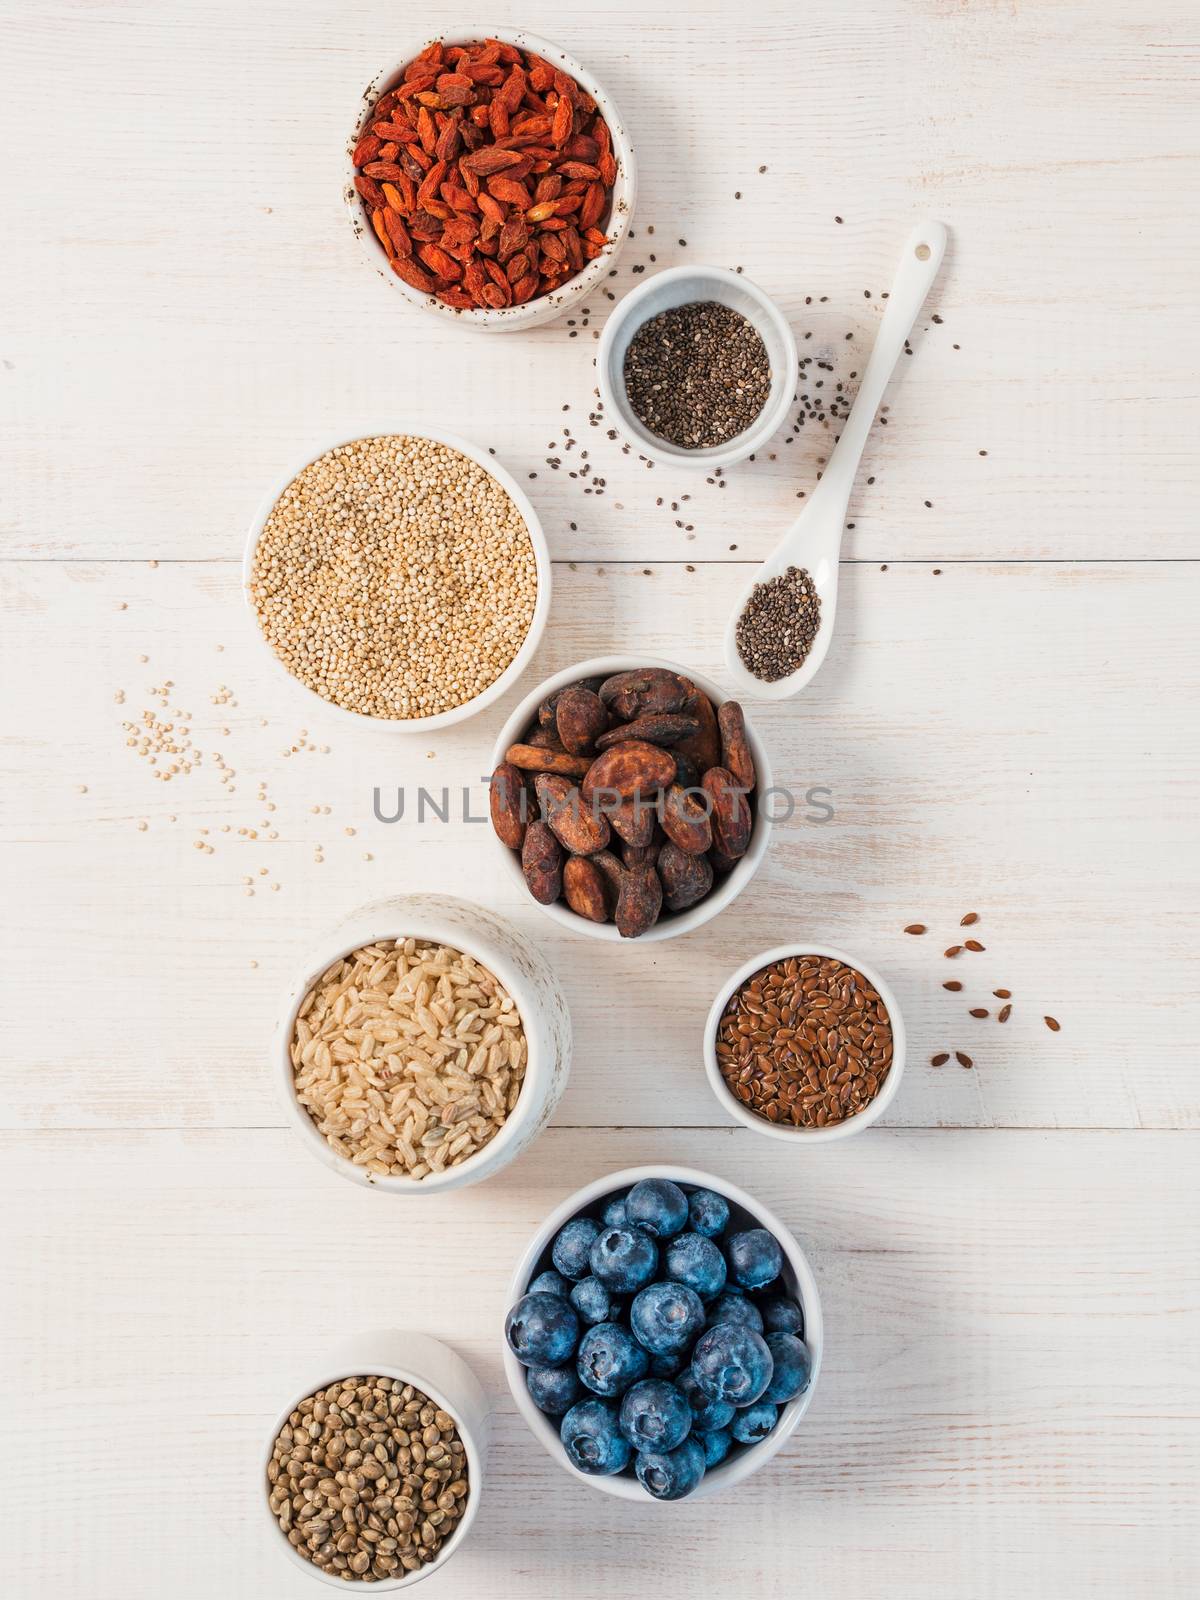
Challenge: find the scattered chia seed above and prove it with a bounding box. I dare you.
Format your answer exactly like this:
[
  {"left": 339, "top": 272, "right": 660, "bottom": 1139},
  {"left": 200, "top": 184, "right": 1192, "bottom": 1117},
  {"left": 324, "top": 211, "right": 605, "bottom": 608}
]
[
  {"left": 735, "top": 565, "right": 822, "bottom": 682},
  {"left": 623, "top": 301, "right": 771, "bottom": 450}
]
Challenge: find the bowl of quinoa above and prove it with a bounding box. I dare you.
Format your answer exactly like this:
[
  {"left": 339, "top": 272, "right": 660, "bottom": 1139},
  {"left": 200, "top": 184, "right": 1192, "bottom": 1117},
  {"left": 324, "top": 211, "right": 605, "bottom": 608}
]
[{"left": 244, "top": 430, "right": 550, "bottom": 729}]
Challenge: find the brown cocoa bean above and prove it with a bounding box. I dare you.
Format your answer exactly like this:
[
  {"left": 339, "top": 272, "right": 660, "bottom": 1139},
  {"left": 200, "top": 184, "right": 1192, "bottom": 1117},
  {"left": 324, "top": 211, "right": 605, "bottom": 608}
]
[
  {"left": 658, "top": 783, "right": 713, "bottom": 855},
  {"left": 708, "top": 846, "right": 741, "bottom": 875},
  {"left": 598, "top": 668, "right": 689, "bottom": 721},
  {"left": 562, "top": 856, "right": 611, "bottom": 922},
  {"left": 673, "top": 685, "right": 721, "bottom": 774},
  {"left": 717, "top": 701, "right": 756, "bottom": 791},
  {"left": 702, "top": 767, "right": 752, "bottom": 860},
  {"left": 658, "top": 842, "right": 714, "bottom": 911},
  {"left": 555, "top": 687, "right": 609, "bottom": 755},
  {"left": 595, "top": 712, "right": 699, "bottom": 751},
  {"left": 505, "top": 743, "right": 592, "bottom": 779},
  {"left": 581, "top": 741, "right": 676, "bottom": 802},
  {"left": 489, "top": 762, "right": 528, "bottom": 850},
  {"left": 620, "top": 836, "right": 661, "bottom": 870},
  {"left": 526, "top": 724, "right": 566, "bottom": 752},
  {"left": 521, "top": 820, "right": 563, "bottom": 904},
  {"left": 615, "top": 863, "right": 662, "bottom": 938},
  {"left": 608, "top": 796, "right": 656, "bottom": 847},
  {"left": 589, "top": 850, "right": 626, "bottom": 902},
  {"left": 534, "top": 774, "right": 610, "bottom": 855},
  {"left": 672, "top": 752, "right": 702, "bottom": 790}
]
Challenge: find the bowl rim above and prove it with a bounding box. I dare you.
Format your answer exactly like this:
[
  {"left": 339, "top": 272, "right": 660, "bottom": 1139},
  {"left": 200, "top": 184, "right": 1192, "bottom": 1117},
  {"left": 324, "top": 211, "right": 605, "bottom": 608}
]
[
  {"left": 273, "top": 901, "right": 551, "bottom": 1193},
  {"left": 596, "top": 264, "right": 799, "bottom": 469},
  {"left": 344, "top": 27, "right": 637, "bottom": 328},
  {"left": 489, "top": 654, "right": 774, "bottom": 942},
  {"left": 501, "top": 1163, "right": 823, "bottom": 1501},
  {"left": 242, "top": 425, "right": 551, "bottom": 732},
  {"left": 261, "top": 1352, "right": 484, "bottom": 1590},
  {"left": 702, "top": 942, "right": 908, "bottom": 1142}
]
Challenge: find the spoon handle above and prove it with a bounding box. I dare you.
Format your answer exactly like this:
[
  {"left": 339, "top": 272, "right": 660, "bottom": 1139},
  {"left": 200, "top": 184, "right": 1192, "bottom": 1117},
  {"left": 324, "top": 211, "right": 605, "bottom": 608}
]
[{"left": 804, "top": 220, "right": 948, "bottom": 519}]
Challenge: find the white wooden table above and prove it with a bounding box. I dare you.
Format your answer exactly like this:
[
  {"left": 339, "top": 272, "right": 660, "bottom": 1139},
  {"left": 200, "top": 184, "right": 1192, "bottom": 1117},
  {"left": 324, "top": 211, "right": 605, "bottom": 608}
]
[{"left": 2, "top": 2, "right": 1197, "bottom": 1595}]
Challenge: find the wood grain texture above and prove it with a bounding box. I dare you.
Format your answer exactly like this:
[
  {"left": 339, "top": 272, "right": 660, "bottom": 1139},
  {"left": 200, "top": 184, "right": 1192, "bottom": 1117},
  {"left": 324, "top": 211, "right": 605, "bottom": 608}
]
[{"left": 1, "top": 0, "right": 1197, "bottom": 1595}]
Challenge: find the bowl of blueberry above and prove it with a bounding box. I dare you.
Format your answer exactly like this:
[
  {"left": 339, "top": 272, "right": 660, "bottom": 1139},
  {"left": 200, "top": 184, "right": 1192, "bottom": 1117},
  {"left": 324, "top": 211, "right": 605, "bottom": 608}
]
[{"left": 502, "top": 1166, "right": 821, "bottom": 1501}]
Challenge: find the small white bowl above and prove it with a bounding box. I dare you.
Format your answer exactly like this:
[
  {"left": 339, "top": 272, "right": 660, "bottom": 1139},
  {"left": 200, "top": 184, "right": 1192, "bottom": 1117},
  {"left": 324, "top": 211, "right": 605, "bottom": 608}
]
[
  {"left": 597, "top": 265, "right": 798, "bottom": 468},
  {"left": 243, "top": 426, "right": 551, "bottom": 732},
  {"left": 274, "top": 894, "right": 571, "bottom": 1193},
  {"left": 703, "top": 943, "right": 907, "bottom": 1142},
  {"left": 346, "top": 29, "right": 636, "bottom": 331},
  {"left": 490, "top": 656, "right": 773, "bottom": 943},
  {"left": 263, "top": 1329, "right": 490, "bottom": 1590},
  {"left": 502, "top": 1165, "right": 822, "bottom": 1501}
]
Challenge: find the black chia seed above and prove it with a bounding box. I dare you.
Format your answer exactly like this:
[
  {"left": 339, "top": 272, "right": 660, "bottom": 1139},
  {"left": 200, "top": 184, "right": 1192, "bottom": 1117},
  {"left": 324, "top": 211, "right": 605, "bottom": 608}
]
[
  {"left": 622, "top": 301, "right": 771, "bottom": 450},
  {"left": 735, "top": 565, "right": 822, "bottom": 682}
]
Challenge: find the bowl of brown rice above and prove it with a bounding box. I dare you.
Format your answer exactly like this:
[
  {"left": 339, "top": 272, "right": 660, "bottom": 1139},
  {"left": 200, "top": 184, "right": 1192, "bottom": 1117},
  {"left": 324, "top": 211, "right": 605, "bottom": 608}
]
[
  {"left": 244, "top": 429, "right": 551, "bottom": 730},
  {"left": 275, "top": 893, "right": 572, "bottom": 1192}
]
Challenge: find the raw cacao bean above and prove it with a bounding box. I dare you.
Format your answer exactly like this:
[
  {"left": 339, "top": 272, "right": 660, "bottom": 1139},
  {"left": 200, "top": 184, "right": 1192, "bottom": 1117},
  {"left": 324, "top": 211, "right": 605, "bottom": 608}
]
[
  {"left": 674, "top": 685, "right": 721, "bottom": 774},
  {"left": 658, "top": 783, "right": 713, "bottom": 855},
  {"left": 658, "top": 841, "right": 714, "bottom": 911},
  {"left": 489, "top": 761, "right": 528, "bottom": 849},
  {"left": 598, "top": 668, "right": 690, "bottom": 721},
  {"left": 505, "top": 743, "right": 592, "bottom": 779},
  {"left": 534, "top": 773, "right": 610, "bottom": 855},
  {"left": 608, "top": 796, "right": 656, "bottom": 847},
  {"left": 589, "top": 850, "right": 626, "bottom": 903},
  {"left": 526, "top": 723, "right": 567, "bottom": 751},
  {"left": 702, "top": 767, "right": 752, "bottom": 860},
  {"left": 521, "top": 819, "right": 563, "bottom": 904},
  {"left": 563, "top": 856, "right": 610, "bottom": 922},
  {"left": 620, "top": 836, "right": 662, "bottom": 870},
  {"left": 582, "top": 741, "right": 676, "bottom": 801},
  {"left": 556, "top": 686, "right": 609, "bottom": 755},
  {"left": 594, "top": 712, "right": 700, "bottom": 751},
  {"left": 717, "top": 701, "right": 756, "bottom": 791},
  {"left": 616, "top": 863, "right": 662, "bottom": 938}
]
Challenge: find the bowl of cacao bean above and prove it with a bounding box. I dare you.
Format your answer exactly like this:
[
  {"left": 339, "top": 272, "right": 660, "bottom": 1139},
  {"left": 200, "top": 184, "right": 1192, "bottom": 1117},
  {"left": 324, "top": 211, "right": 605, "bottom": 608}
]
[
  {"left": 489, "top": 657, "right": 772, "bottom": 940},
  {"left": 346, "top": 30, "right": 636, "bottom": 330},
  {"left": 703, "top": 944, "right": 907, "bottom": 1141}
]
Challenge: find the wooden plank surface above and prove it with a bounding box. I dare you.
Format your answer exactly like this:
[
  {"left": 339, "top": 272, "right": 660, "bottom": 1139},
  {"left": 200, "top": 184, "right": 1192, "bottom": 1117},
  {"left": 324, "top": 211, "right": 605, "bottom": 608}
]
[{"left": 1, "top": 0, "right": 1197, "bottom": 1595}]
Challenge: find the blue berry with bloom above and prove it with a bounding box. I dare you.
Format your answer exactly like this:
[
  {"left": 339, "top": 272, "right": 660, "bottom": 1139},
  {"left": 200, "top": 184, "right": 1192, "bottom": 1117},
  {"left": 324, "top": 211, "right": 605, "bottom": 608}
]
[
  {"left": 758, "top": 1294, "right": 804, "bottom": 1336},
  {"left": 560, "top": 1398, "right": 631, "bottom": 1475},
  {"left": 664, "top": 1232, "right": 727, "bottom": 1301},
  {"left": 626, "top": 1178, "right": 689, "bottom": 1239},
  {"left": 577, "top": 1321, "right": 649, "bottom": 1397},
  {"left": 730, "top": 1400, "right": 779, "bottom": 1444},
  {"left": 618, "top": 1379, "right": 692, "bottom": 1452},
  {"left": 677, "top": 1368, "right": 735, "bottom": 1434},
  {"left": 631, "top": 1281, "right": 705, "bottom": 1356},
  {"left": 602, "top": 1193, "right": 629, "bottom": 1228},
  {"left": 698, "top": 1426, "right": 732, "bottom": 1468},
  {"left": 635, "top": 1436, "right": 707, "bottom": 1500},
  {"left": 526, "top": 1364, "right": 580, "bottom": 1416},
  {"left": 705, "top": 1290, "right": 764, "bottom": 1333},
  {"left": 505, "top": 1292, "right": 581, "bottom": 1369},
  {"left": 726, "top": 1228, "right": 783, "bottom": 1290},
  {"left": 528, "top": 1269, "right": 571, "bottom": 1300},
  {"left": 690, "top": 1322, "right": 774, "bottom": 1406},
  {"left": 589, "top": 1226, "right": 658, "bottom": 1293},
  {"left": 687, "top": 1187, "right": 730, "bottom": 1238},
  {"left": 551, "top": 1216, "right": 603, "bottom": 1281},
  {"left": 570, "top": 1276, "right": 613, "bottom": 1325},
  {"left": 763, "top": 1333, "right": 812, "bottom": 1403}
]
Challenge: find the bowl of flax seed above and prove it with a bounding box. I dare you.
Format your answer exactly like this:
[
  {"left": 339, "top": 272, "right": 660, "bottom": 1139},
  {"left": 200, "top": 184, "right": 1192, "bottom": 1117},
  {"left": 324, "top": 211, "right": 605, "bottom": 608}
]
[{"left": 702, "top": 944, "right": 906, "bottom": 1142}]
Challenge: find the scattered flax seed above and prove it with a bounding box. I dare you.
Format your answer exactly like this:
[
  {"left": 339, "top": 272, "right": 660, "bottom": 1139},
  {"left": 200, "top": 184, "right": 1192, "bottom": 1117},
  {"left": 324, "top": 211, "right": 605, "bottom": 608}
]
[
  {"left": 969, "top": 1008, "right": 989, "bottom": 1019},
  {"left": 943, "top": 981, "right": 963, "bottom": 992},
  {"left": 997, "top": 1004, "right": 1012, "bottom": 1023},
  {"left": 904, "top": 923, "right": 927, "bottom": 935},
  {"left": 944, "top": 945, "right": 963, "bottom": 958},
  {"left": 1044, "top": 1016, "right": 1061, "bottom": 1032},
  {"left": 930, "top": 1053, "right": 950, "bottom": 1067},
  {"left": 993, "top": 988, "right": 1011, "bottom": 999},
  {"left": 955, "top": 1051, "right": 973, "bottom": 1068},
  {"left": 964, "top": 940, "right": 985, "bottom": 952},
  {"left": 960, "top": 912, "right": 979, "bottom": 925}
]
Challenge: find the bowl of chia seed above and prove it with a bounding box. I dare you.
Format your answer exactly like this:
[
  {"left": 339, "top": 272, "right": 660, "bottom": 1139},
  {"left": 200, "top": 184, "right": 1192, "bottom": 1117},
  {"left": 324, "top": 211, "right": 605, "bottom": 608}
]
[{"left": 597, "top": 265, "right": 797, "bottom": 469}]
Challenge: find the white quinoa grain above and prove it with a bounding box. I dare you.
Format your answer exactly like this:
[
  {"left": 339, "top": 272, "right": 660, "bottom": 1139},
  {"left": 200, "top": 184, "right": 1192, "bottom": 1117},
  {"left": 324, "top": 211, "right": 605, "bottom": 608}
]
[{"left": 250, "top": 435, "right": 538, "bottom": 720}]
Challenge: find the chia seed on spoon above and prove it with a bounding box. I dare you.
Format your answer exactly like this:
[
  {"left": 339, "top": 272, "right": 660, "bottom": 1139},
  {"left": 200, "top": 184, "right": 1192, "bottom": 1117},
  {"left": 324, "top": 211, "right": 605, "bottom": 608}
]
[{"left": 736, "top": 565, "right": 822, "bottom": 682}]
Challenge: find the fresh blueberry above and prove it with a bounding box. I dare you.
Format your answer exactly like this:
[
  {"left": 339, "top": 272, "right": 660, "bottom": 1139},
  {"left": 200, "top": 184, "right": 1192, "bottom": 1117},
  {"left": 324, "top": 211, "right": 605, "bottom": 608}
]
[
  {"left": 705, "top": 1291, "right": 764, "bottom": 1333},
  {"left": 690, "top": 1322, "right": 774, "bottom": 1406},
  {"left": 589, "top": 1226, "right": 658, "bottom": 1293},
  {"left": 630, "top": 1281, "right": 705, "bottom": 1356},
  {"left": 528, "top": 1269, "right": 572, "bottom": 1300},
  {"left": 649, "top": 1349, "right": 686, "bottom": 1379},
  {"left": 698, "top": 1427, "right": 733, "bottom": 1468},
  {"left": 763, "top": 1333, "right": 812, "bottom": 1403},
  {"left": 552, "top": 1216, "right": 603, "bottom": 1281},
  {"left": 726, "top": 1228, "right": 783, "bottom": 1290},
  {"left": 577, "top": 1321, "right": 649, "bottom": 1397},
  {"left": 664, "top": 1232, "right": 727, "bottom": 1301},
  {"left": 602, "top": 1193, "right": 629, "bottom": 1228},
  {"left": 687, "top": 1187, "right": 730, "bottom": 1238},
  {"left": 676, "top": 1369, "right": 736, "bottom": 1434},
  {"left": 730, "top": 1400, "right": 778, "bottom": 1444},
  {"left": 560, "top": 1398, "right": 631, "bottom": 1475},
  {"left": 758, "top": 1294, "right": 804, "bottom": 1336},
  {"left": 635, "top": 1436, "right": 707, "bottom": 1500},
  {"left": 505, "top": 1292, "right": 581, "bottom": 1369},
  {"left": 526, "top": 1364, "right": 581, "bottom": 1416},
  {"left": 618, "top": 1379, "right": 692, "bottom": 1452},
  {"left": 570, "top": 1276, "right": 613, "bottom": 1325},
  {"left": 626, "top": 1178, "right": 689, "bottom": 1239}
]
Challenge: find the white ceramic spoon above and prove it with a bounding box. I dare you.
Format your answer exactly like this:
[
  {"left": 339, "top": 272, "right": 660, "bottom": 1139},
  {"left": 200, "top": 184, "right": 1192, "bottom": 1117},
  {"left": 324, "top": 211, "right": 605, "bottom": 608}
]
[{"left": 723, "top": 219, "right": 949, "bottom": 699}]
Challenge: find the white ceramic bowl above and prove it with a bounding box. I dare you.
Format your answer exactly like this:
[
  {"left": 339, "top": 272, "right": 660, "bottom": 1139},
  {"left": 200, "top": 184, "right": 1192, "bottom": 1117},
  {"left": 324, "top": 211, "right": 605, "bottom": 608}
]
[
  {"left": 274, "top": 894, "right": 571, "bottom": 1193},
  {"left": 243, "top": 426, "right": 551, "bottom": 732},
  {"left": 703, "top": 943, "right": 907, "bottom": 1142},
  {"left": 490, "top": 656, "right": 773, "bottom": 943},
  {"left": 345, "top": 29, "right": 636, "bottom": 331},
  {"left": 502, "top": 1165, "right": 822, "bottom": 1501},
  {"left": 597, "top": 265, "right": 798, "bottom": 468},
  {"left": 263, "top": 1329, "right": 490, "bottom": 1590}
]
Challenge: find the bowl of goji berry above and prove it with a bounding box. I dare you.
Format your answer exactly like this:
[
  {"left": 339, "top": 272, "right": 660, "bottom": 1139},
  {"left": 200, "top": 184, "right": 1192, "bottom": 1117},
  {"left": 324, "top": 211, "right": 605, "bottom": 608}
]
[{"left": 346, "top": 30, "right": 637, "bottom": 330}]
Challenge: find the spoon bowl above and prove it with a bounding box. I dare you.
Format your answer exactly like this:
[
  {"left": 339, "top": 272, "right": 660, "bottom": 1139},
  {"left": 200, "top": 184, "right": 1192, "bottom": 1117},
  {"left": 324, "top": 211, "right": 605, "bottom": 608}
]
[{"left": 724, "top": 221, "right": 949, "bottom": 699}]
